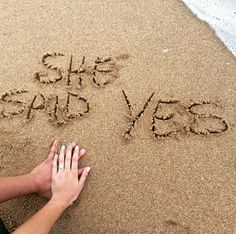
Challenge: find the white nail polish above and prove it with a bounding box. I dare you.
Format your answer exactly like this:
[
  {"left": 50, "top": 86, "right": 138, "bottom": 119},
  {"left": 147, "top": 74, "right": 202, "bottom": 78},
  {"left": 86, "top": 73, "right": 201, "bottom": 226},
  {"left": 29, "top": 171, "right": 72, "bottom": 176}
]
[
  {"left": 75, "top": 146, "right": 79, "bottom": 150},
  {"left": 87, "top": 167, "right": 91, "bottom": 172}
]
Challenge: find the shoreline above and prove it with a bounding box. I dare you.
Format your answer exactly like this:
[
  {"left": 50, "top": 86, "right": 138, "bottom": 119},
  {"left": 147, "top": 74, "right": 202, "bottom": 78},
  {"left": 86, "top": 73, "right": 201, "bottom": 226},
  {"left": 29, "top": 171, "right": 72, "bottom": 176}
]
[{"left": 182, "top": 0, "right": 236, "bottom": 57}]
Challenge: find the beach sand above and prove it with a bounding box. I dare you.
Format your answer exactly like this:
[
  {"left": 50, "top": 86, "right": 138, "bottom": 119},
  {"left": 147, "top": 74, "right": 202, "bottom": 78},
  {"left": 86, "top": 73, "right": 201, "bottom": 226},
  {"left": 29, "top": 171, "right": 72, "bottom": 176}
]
[{"left": 0, "top": 0, "right": 236, "bottom": 233}]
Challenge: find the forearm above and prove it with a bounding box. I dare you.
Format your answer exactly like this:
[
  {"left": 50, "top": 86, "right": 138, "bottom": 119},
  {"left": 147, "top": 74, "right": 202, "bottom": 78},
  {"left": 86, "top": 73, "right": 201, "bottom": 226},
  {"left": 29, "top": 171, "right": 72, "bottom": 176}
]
[
  {"left": 13, "top": 200, "right": 65, "bottom": 234},
  {"left": 0, "top": 174, "right": 37, "bottom": 203}
]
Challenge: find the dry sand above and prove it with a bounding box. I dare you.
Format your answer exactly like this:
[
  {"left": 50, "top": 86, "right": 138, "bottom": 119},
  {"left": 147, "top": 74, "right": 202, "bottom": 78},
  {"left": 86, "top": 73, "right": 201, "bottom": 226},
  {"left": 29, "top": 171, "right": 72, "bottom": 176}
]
[{"left": 0, "top": 0, "right": 236, "bottom": 233}]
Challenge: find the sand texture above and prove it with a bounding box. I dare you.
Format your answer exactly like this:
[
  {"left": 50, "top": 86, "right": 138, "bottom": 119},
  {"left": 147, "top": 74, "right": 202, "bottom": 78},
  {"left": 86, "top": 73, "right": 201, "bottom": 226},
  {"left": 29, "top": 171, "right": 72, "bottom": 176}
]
[{"left": 0, "top": 0, "right": 236, "bottom": 233}]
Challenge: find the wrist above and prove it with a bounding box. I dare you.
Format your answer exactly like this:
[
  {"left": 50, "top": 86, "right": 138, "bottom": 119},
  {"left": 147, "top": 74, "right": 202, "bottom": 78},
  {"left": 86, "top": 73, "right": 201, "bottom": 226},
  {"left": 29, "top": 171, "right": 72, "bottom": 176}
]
[
  {"left": 49, "top": 196, "right": 71, "bottom": 210},
  {"left": 28, "top": 171, "right": 46, "bottom": 194},
  {"left": 23, "top": 173, "right": 39, "bottom": 193},
  {"left": 41, "top": 200, "right": 66, "bottom": 220}
]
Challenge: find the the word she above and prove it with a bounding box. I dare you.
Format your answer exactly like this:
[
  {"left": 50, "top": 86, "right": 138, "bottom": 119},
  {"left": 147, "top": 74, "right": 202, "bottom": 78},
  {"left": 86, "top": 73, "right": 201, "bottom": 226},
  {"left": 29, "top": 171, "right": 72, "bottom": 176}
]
[
  {"left": 0, "top": 53, "right": 229, "bottom": 140},
  {"left": 35, "top": 52, "right": 121, "bottom": 87}
]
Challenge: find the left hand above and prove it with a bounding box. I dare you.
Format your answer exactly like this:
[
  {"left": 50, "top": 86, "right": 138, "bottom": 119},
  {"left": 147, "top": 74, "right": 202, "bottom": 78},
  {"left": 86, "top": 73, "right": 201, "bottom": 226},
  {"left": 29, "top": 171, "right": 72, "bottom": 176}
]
[
  {"left": 29, "top": 140, "right": 85, "bottom": 198},
  {"left": 50, "top": 144, "right": 90, "bottom": 209}
]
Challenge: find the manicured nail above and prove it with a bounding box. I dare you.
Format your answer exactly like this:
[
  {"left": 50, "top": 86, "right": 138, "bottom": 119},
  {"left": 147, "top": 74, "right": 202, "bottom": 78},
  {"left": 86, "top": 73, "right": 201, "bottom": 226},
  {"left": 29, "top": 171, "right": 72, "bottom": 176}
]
[
  {"left": 62, "top": 145, "right": 65, "bottom": 149},
  {"left": 75, "top": 146, "right": 79, "bottom": 150},
  {"left": 87, "top": 167, "right": 90, "bottom": 172},
  {"left": 80, "top": 149, "right": 86, "bottom": 154}
]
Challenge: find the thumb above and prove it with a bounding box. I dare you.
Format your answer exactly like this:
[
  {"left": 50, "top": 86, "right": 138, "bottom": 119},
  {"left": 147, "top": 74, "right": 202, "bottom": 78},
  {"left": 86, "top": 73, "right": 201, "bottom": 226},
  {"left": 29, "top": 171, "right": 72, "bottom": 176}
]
[{"left": 47, "top": 139, "right": 58, "bottom": 161}]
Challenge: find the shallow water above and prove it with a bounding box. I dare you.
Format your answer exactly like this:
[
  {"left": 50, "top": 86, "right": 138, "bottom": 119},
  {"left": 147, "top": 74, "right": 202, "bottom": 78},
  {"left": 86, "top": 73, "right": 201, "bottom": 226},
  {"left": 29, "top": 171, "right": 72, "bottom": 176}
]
[{"left": 182, "top": 0, "right": 236, "bottom": 57}]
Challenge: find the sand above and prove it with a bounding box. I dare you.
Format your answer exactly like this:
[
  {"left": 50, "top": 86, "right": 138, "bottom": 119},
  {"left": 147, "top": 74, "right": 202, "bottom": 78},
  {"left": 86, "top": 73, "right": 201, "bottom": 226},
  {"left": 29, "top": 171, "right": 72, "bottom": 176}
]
[{"left": 0, "top": 0, "right": 236, "bottom": 233}]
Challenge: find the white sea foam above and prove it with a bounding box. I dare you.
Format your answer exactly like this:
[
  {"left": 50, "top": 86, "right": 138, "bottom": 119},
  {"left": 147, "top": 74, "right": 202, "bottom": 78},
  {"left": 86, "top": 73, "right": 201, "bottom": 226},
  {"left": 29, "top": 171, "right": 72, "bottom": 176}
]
[{"left": 182, "top": 0, "right": 236, "bottom": 57}]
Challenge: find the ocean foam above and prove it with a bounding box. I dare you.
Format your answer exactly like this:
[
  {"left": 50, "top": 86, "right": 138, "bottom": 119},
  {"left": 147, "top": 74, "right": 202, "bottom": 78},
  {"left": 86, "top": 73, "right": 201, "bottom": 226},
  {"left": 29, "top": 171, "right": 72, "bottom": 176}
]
[{"left": 182, "top": 0, "right": 236, "bottom": 57}]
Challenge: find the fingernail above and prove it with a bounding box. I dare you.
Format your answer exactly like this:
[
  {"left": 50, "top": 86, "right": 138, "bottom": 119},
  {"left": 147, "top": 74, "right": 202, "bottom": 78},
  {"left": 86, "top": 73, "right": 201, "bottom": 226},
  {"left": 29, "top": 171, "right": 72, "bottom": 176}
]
[
  {"left": 80, "top": 149, "right": 86, "bottom": 154},
  {"left": 75, "top": 146, "right": 79, "bottom": 150},
  {"left": 87, "top": 167, "right": 91, "bottom": 172},
  {"left": 62, "top": 145, "right": 65, "bottom": 149}
]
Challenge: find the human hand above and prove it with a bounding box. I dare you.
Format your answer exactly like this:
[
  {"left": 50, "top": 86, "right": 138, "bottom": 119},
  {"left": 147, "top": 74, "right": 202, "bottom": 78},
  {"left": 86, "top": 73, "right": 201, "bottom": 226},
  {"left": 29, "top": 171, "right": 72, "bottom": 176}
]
[
  {"left": 29, "top": 140, "right": 85, "bottom": 199},
  {"left": 50, "top": 144, "right": 90, "bottom": 209}
]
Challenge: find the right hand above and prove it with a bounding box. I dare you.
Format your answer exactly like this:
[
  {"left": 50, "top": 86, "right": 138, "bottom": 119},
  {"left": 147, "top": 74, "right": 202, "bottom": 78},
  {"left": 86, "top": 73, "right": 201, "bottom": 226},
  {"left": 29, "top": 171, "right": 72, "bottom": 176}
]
[{"left": 50, "top": 143, "right": 90, "bottom": 209}]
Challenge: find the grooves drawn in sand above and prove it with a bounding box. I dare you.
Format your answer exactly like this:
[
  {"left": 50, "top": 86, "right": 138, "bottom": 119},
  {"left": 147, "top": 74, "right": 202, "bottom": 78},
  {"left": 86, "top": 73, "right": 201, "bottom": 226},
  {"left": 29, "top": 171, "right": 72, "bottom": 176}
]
[
  {"left": 122, "top": 91, "right": 229, "bottom": 140},
  {"left": 0, "top": 89, "right": 29, "bottom": 117},
  {"left": 0, "top": 52, "right": 128, "bottom": 124},
  {"left": 122, "top": 90, "right": 155, "bottom": 140},
  {"left": 1, "top": 90, "right": 46, "bottom": 119},
  {"left": 187, "top": 101, "right": 228, "bottom": 135},
  {"left": 26, "top": 94, "right": 45, "bottom": 120},
  {"left": 92, "top": 57, "right": 119, "bottom": 87},
  {"left": 1, "top": 89, "right": 28, "bottom": 104},
  {"left": 0, "top": 89, "right": 89, "bottom": 125},
  {"left": 34, "top": 53, "right": 124, "bottom": 89},
  {"left": 67, "top": 55, "right": 86, "bottom": 86},
  {"left": 151, "top": 100, "right": 229, "bottom": 139},
  {"left": 42, "top": 52, "right": 65, "bottom": 71},
  {"left": 151, "top": 100, "right": 194, "bottom": 139},
  {"left": 0, "top": 52, "right": 230, "bottom": 141},
  {"left": 161, "top": 220, "right": 191, "bottom": 234},
  {"left": 34, "top": 70, "right": 63, "bottom": 84},
  {"left": 0, "top": 88, "right": 230, "bottom": 140},
  {"left": 0, "top": 51, "right": 126, "bottom": 124},
  {"left": 35, "top": 52, "right": 64, "bottom": 84},
  {"left": 65, "top": 92, "right": 90, "bottom": 118},
  {"left": 45, "top": 92, "right": 90, "bottom": 126}
]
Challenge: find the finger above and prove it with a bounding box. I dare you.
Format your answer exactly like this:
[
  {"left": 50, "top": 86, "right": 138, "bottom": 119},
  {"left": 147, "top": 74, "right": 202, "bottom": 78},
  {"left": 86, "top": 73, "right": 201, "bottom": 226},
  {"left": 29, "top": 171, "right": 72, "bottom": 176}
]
[
  {"left": 72, "top": 145, "right": 79, "bottom": 171},
  {"left": 71, "top": 142, "right": 76, "bottom": 157},
  {"left": 65, "top": 143, "right": 73, "bottom": 170},
  {"left": 71, "top": 142, "right": 76, "bottom": 149},
  {"left": 78, "top": 167, "right": 86, "bottom": 176},
  {"left": 47, "top": 139, "right": 58, "bottom": 161},
  {"left": 65, "top": 142, "right": 76, "bottom": 153},
  {"left": 52, "top": 154, "right": 58, "bottom": 176},
  {"left": 78, "top": 148, "right": 86, "bottom": 161},
  {"left": 59, "top": 145, "right": 65, "bottom": 170},
  {"left": 78, "top": 167, "right": 90, "bottom": 190}
]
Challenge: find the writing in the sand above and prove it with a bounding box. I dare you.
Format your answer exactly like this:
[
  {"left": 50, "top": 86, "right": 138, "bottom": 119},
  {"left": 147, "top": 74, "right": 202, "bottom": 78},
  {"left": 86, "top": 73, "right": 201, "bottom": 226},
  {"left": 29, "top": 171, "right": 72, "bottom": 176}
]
[
  {"left": 121, "top": 91, "right": 228, "bottom": 140},
  {"left": 34, "top": 52, "right": 123, "bottom": 87},
  {"left": 0, "top": 52, "right": 229, "bottom": 140},
  {"left": 0, "top": 52, "right": 127, "bottom": 126}
]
